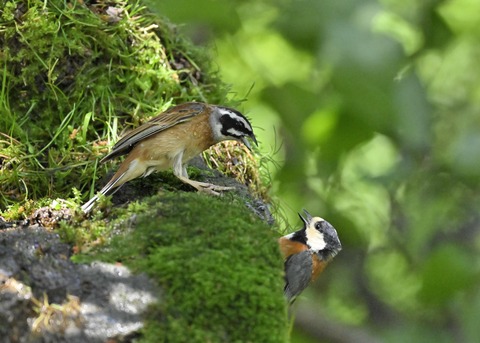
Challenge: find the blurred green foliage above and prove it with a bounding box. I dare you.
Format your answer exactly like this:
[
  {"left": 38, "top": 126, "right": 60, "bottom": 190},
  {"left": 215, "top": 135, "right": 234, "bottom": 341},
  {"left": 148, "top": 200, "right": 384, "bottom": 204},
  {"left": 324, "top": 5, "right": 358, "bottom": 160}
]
[{"left": 153, "top": 0, "right": 480, "bottom": 341}]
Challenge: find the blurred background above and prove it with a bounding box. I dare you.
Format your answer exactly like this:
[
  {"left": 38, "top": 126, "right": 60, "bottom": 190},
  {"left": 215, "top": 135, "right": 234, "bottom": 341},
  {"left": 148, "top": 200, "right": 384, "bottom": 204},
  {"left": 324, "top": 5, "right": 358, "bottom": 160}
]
[{"left": 148, "top": 0, "right": 480, "bottom": 342}]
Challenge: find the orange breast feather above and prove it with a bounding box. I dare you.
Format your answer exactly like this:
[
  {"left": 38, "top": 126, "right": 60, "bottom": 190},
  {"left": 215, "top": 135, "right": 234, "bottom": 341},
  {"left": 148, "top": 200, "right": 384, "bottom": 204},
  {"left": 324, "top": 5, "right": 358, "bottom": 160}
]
[
  {"left": 278, "top": 237, "right": 308, "bottom": 258},
  {"left": 311, "top": 253, "right": 328, "bottom": 281}
]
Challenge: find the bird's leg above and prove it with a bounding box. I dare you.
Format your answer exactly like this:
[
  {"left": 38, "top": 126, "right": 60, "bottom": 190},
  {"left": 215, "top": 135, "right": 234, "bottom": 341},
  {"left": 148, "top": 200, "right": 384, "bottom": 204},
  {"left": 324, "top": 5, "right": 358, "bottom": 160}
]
[{"left": 172, "top": 153, "right": 234, "bottom": 195}]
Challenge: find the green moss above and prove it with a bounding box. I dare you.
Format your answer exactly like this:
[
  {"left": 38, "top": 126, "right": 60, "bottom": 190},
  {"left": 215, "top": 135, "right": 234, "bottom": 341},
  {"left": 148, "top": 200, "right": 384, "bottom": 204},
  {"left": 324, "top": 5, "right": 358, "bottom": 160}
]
[
  {"left": 0, "top": 0, "right": 233, "bottom": 210},
  {"left": 77, "top": 192, "right": 288, "bottom": 343}
]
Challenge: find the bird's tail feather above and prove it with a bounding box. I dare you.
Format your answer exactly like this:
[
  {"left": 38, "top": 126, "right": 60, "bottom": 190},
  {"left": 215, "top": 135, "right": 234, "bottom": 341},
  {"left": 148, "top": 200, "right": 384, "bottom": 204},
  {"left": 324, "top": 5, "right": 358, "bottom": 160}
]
[{"left": 81, "top": 171, "right": 127, "bottom": 213}]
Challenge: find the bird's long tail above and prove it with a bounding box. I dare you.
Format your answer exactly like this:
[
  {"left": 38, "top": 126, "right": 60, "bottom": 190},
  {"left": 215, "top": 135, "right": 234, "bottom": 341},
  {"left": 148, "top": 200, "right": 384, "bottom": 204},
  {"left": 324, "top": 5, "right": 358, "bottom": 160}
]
[{"left": 81, "top": 170, "right": 127, "bottom": 213}]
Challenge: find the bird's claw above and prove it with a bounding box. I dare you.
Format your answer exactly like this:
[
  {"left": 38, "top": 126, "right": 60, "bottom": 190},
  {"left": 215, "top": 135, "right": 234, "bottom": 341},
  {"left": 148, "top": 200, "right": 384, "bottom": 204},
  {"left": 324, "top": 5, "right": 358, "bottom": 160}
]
[{"left": 197, "top": 183, "right": 234, "bottom": 196}]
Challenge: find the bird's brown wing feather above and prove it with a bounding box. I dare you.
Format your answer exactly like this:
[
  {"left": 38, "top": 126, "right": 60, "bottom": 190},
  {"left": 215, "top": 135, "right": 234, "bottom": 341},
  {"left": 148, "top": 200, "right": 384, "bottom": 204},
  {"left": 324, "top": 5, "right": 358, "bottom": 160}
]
[{"left": 100, "top": 102, "right": 207, "bottom": 163}]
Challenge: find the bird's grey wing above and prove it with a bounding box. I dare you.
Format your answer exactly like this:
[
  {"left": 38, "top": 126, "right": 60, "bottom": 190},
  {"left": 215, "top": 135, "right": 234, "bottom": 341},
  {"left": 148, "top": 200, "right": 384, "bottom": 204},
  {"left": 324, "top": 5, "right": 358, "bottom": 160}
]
[
  {"left": 100, "top": 103, "right": 206, "bottom": 163},
  {"left": 284, "top": 251, "right": 313, "bottom": 302}
]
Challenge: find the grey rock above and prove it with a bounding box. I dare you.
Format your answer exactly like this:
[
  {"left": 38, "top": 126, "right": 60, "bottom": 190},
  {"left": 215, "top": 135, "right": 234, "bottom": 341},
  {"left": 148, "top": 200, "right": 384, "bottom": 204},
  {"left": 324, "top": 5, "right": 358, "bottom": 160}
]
[{"left": 0, "top": 225, "right": 159, "bottom": 343}]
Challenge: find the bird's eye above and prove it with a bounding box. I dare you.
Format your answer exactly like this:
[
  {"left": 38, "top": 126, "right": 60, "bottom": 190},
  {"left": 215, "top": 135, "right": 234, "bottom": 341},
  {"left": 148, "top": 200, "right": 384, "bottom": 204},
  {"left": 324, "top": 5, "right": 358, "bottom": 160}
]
[
  {"left": 314, "top": 221, "right": 324, "bottom": 231},
  {"left": 235, "top": 121, "right": 245, "bottom": 130}
]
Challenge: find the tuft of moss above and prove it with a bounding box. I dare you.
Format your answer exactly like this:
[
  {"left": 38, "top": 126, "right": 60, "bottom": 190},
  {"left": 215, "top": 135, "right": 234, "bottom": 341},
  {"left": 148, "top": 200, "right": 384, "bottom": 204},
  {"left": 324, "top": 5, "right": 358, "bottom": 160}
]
[
  {"left": 77, "top": 191, "right": 288, "bottom": 343},
  {"left": 204, "top": 141, "right": 270, "bottom": 201},
  {"left": 0, "top": 0, "right": 233, "bottom": 210}
]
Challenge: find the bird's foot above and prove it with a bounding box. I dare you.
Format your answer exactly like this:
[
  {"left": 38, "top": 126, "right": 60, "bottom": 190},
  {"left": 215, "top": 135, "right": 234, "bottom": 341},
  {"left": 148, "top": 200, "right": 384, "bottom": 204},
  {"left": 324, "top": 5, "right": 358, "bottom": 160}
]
[
  {"left": 195, "top": 182, "right": 234, "bottom": 196},
  {"left": 176, "top": 175, "right": 234, "bottom": 195}
]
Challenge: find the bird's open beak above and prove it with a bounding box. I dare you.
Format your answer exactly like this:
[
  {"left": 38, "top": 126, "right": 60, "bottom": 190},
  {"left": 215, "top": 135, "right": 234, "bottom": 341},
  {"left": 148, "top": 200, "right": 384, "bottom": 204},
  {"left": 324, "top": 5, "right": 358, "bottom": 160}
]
[
  {"left": 241, "top": 133, "right": 258, "bottom": 152},
  {"left": 303, "top": 209, "right": 313, "bottom": 222},
  {"left": 298, "top": 209, "right": 313, "bottom": 226}
]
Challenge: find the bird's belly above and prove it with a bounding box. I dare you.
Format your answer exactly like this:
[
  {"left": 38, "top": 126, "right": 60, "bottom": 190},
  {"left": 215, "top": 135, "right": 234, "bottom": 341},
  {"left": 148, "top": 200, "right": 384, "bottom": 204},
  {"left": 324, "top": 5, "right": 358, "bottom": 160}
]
[{"left": 137, "top": 129, "right": 212, "bottom": 170}]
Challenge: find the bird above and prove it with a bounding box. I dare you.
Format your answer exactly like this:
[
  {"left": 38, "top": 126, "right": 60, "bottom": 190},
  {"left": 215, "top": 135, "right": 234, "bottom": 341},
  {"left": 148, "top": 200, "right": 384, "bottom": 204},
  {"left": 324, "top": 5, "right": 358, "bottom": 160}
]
[
  {"left": 278, "top": 209, "right": 342, "bottom": 302},
  {"left": 81, "top": 102, "right": 257, "bottom": 213}
]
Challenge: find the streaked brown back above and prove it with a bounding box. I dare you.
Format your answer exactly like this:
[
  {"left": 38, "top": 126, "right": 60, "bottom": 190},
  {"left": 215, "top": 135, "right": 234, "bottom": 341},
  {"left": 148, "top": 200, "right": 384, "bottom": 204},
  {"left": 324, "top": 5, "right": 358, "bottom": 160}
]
[{"left": 100, "top": 102, "right": 207, "bottom": 163}]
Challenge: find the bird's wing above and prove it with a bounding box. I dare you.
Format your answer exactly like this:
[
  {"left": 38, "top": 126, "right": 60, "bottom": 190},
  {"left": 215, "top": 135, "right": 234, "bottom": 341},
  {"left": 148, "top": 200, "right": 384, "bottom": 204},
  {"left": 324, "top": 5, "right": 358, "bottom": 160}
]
[
  {"left": 100, "top": 102, "right": 206, "bottom": 163},
  {"left": 284, "top": 251, "right": 313, "bottom": 302}
]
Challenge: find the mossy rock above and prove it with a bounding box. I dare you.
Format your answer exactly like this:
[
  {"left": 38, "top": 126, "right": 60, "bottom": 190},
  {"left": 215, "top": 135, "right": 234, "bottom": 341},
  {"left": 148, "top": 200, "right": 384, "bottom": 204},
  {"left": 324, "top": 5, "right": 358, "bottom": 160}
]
[
  {"left": 0, "top": 0, "right": 232, "bottom": 210},
  {"left": 76, "top": 192, "right": 288, "bottom": 342},
  {"left": 0, "top": 1, "right": 288, "bottom": 341}
]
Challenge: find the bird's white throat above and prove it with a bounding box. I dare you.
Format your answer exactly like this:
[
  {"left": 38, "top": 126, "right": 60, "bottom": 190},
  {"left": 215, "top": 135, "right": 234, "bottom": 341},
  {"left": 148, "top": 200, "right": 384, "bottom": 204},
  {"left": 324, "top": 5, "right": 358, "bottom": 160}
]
[{"left": 306, "top": 224, "right": 327, "bottom": 251}]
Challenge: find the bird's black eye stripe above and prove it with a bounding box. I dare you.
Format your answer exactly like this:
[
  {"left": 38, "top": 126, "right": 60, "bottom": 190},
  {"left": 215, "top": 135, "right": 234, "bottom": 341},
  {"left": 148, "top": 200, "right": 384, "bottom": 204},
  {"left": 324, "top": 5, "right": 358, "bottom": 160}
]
[
  {"left": 221, "top": 114, "right": 243, "bottom": 128},
  {"left": 235, "top": 121, "right": 246, "bottom": 130},
  {"left": 219, "top": 113, "right": 252, "bottom": 137},
  {"left": 314, "top": 221, "right": 323, "bottom": 231}
]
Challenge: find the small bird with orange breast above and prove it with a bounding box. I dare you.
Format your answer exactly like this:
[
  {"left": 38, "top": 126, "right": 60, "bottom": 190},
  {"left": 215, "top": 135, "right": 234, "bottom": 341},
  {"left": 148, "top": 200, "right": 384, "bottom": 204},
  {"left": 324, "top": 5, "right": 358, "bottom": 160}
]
[
  {"left": 278, "top": 210, "right": 342, "bottom": 302},
  {"left": 81, "top": 102, "right": 257, "bottom": 213}
]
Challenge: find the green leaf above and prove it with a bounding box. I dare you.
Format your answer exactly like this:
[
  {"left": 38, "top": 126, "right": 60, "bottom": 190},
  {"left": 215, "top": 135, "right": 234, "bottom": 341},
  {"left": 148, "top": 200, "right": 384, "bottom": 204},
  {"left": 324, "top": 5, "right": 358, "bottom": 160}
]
[{"left": 419, "top": 244, "right": 477, "bottom": 306}]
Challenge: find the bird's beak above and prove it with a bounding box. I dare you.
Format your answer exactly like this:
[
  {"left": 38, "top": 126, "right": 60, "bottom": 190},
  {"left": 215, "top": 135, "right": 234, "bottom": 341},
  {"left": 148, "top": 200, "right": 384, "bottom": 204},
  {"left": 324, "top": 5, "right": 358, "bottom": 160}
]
[
  {"left": 298, "top": 209, "right": 313, "bottom": 227},
  {"left": 298, "top": 212, "right": 307, "bottom": 226},
  {"left": 241, "top": 133, "right": 258, "bottom": 151},
  {"left": 303, "top": 209, "right": 313, "bottom": 222}
]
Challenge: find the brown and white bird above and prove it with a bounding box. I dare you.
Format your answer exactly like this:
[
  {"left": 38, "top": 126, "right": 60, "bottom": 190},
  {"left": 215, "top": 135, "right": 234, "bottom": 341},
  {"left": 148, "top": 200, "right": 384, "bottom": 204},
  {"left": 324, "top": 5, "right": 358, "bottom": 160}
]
[
  {"left": 81, "top": 102, "right": 257, "bottom": 213},
  {"left": 279, "top": 210, "right": 342, "bottom": 302}
]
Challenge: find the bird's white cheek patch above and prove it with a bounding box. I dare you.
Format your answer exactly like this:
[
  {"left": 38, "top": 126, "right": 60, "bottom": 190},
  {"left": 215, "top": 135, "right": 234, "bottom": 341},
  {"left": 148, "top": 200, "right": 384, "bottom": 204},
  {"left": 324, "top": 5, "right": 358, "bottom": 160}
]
[
  {"left": 306, "top": 226, "right": 327, "bottom": 251},
  {"left": 227, "top": 128, "right": 244, "bottom": 138}
]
